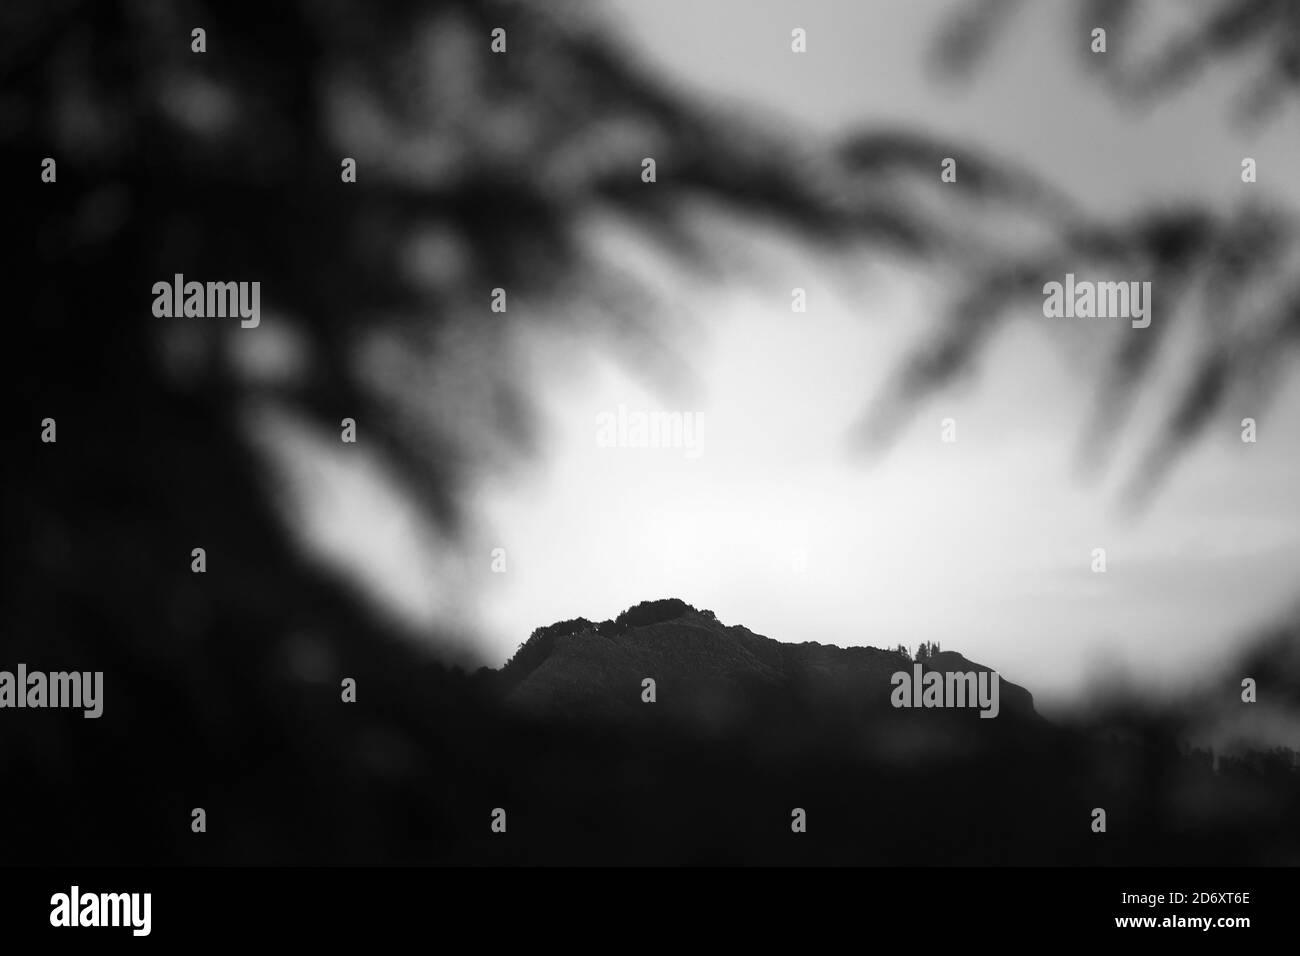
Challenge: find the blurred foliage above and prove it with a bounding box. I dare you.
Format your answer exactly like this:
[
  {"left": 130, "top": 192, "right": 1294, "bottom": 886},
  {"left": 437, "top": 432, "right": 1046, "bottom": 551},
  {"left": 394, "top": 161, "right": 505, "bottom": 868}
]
[
  {"left": 937, "top": 0, "right": 1300, "bottom": 121},
  {"left": 2, "top": 0, "right": 1297, "bottom": 863},
  {"left": 861, "top": 0, "right": 1300, "bottom": 506}
]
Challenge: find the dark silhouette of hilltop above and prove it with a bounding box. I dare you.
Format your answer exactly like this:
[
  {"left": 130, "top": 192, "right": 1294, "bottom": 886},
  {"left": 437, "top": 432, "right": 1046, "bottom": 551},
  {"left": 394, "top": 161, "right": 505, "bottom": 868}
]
[
  {"left": 2, "top": 588, "right": 1297, "bottom": 865},
  {"left": 463, "top": 598, "right": 1298, "bottom": 866},
  {"left": 499, "top": 599, "right": 1038, "bottom": 741}
]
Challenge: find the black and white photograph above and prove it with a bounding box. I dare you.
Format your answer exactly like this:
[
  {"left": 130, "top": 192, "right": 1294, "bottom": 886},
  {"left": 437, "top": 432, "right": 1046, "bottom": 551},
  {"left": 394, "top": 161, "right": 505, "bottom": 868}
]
[{"left": 3, "top": 0, "right": 1296, "bottom": 940}]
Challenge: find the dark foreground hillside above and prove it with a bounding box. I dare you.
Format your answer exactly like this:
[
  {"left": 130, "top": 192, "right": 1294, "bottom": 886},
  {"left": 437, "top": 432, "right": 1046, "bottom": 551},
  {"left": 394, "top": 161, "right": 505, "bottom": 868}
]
[{"left": 5, "top": 595, "right": 1295, "bottom": 865}]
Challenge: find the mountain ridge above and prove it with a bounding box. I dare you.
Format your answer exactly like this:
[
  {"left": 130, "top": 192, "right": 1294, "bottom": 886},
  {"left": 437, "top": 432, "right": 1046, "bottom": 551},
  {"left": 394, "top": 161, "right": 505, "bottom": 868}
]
[{"left": 496, "top": 598, "right": 1039, "bottom": 732}]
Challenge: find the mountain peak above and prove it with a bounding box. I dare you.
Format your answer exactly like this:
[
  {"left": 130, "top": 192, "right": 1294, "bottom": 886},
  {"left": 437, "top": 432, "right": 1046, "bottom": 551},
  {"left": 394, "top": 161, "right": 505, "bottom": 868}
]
[{"left": 496, "top": 600, "right": 1039, "bottom": 736}]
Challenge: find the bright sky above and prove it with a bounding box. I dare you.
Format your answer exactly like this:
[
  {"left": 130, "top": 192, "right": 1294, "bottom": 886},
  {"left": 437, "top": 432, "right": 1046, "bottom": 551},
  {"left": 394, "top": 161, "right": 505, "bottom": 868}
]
[{"left": 253, "top": 1, "right": 1300, "bottom": 710}]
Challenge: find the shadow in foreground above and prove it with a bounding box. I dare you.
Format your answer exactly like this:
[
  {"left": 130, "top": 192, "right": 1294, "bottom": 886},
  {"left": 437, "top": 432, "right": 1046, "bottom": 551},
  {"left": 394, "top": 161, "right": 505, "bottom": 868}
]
[{"left": 3, "top": 598, "right": 1296, "bottom": 865}]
